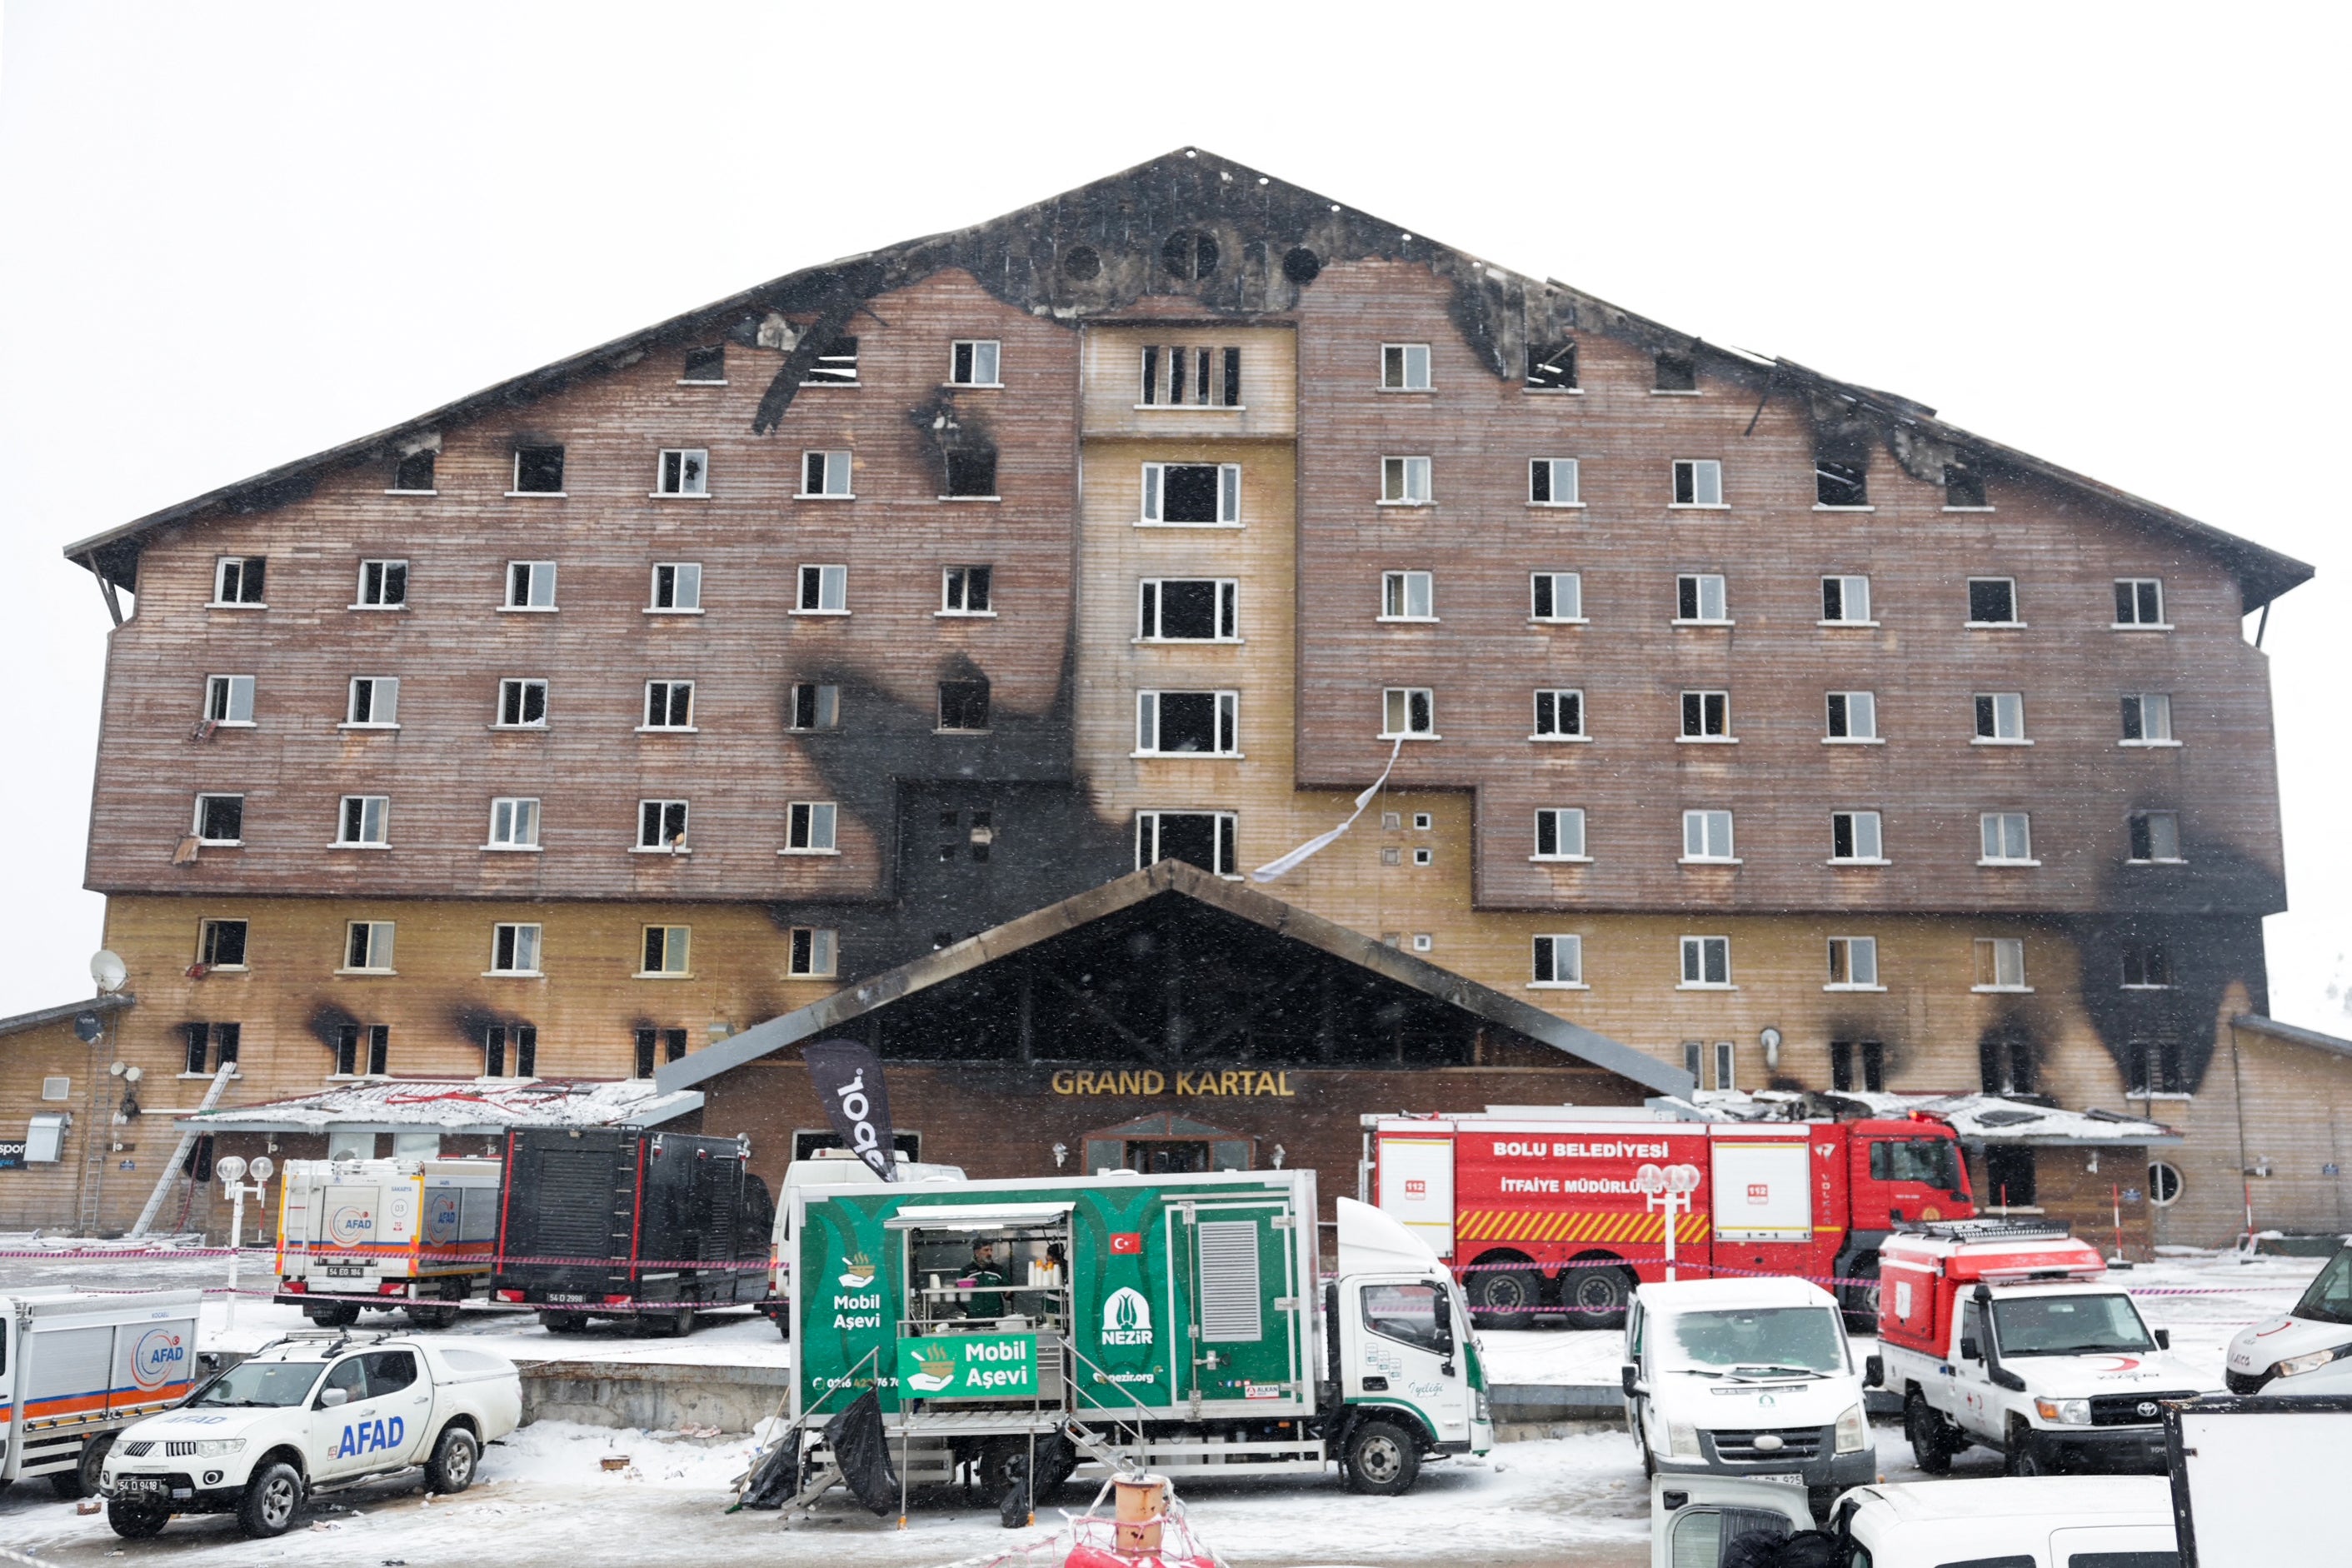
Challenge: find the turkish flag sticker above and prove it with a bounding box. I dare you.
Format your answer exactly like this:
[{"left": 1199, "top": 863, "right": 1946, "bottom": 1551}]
[{"left": 1109, "top": 1232, "right": 1143, "bottom": 1255}]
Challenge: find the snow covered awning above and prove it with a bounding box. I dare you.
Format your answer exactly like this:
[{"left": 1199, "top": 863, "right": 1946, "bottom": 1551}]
[
  {"left": 175, "top": 1077, "right": 702, "bottom": 1136},
  {"left": 1665, "top": 1088, "right": 2180, "bottom": 1146}
]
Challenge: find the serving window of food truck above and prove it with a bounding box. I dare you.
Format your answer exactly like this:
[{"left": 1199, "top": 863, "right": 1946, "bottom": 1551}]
[{"left": 886, "top": 1202, "right": 1072, "bottom": 1405}]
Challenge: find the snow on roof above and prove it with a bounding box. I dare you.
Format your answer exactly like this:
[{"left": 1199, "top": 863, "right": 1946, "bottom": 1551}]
[
  {"left": 1669, "top": 1088, "right": 2179, "bottom": 1145},
  {"left": 177, "top": 1077, "right": 702, "bottom": 1134}
]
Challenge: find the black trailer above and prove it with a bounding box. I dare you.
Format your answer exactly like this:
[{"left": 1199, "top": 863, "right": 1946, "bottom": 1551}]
[{"left": 491, "top": 1126, "right": 773, "bottom": 1335}]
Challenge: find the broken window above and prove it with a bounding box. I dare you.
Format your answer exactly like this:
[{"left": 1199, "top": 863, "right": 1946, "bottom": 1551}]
[
  {"left": 788, "top": 926, "right": 838, "bottom": 977},
  {"left": 2128, "top": 811, "right": 2183, "bottom": 863},
  {"left": 1526, "top": 341, "right": 1578, "bottom": 392},
  {"left": 1534, "top": 807, "right": 1586, "bottom": 860},
  {"left": 1830, "top": 1040, "right": 1886, "bottom": 1093},
  {"left": 1136, "top": 690, "right": 1239, "bottom": 756},
  {"left": 2120, "top": 693, "right": 2174, "bottom": 744},
  {"left": 951, "top": 339, "right": 1001, "bottom": 386},
  {"left": 332, "top": 1024, "right": 376, "bottom": 1076},
  {"left": 1137, "top": 578, "right": 1238, "bottom": 641},
  {"left": 1944, "top": 463, "right": 1987, "bottom": 509},
  {"left": 1381, "top": 571, "right": 1434, "bottom": 620},
  {"left": 489, "top": 922, "right": 541, "bottom": 975},
  {"left": 337, "top": 796, "right": 390, "bottom": 847},
  {"left": 1980, "top": 812, "right": 2034, "bottom": 863},
  {"left": 655, "top": 448, "right": 708, "bottom": 497},
  {"left": 1529, "top": 458, "right": 1580, "bottom": 506},
  {"left": 2121, "top": 941, "right": 2172, "bottom": 988},
  {"left": 506, "top": 561, "right": 557, "bottom": 609},
  {"left": 392, "top": 450, "right": 437, "bottom": 492},
  {"left": 488, "top": 797, "right": 540, "bottom": 849},
  {"left": 1533, "top": 689, "right": 1585, "bottom": 740},
  {"left": 640, "top": 926, "right": 690, "bottom": 976},
  {"left": 1531, "top": 572, "right": 1582, "bottom": 622},
  {"left": 785, "top": 801, "right": 838, "bottom": 852},
  {"left": 205, "top": 675, "right": 256, "bottom": 726},
  {"left": 796, "top": 564, "right": 847, "bottom": 612},
  {"left": 1675, "top": 573, "right": 1728, "bottom": 622},
  {"left": 801, "top": 335, "right": 858, "bottom": 386},
  {"left": 1815, "top": 459, "right": 1869, "bottom": 507},
  {"left": 1975, "top": 692, "right": 2026, "bottom": 742},
  {"left": 1831, "top": 810, "right": 1884, "bottom": 862},
  {"left": 642, "top": 680, "right": 693, "bottom": 730},
  {"left": 193, "top": 793, "right": 244, "bottom": 845},
  {"left": 1821, "top": 574, "right": 1872, "bottom": 623},
  {"left": 511, "top": 446, "right": 565, "bottom": 494},
  {"left": 637, "top": 800, "right": 689, "bottom": 852},
  {"left": 1682, "top": 810, "right": 1735, "bottom": 861},
  {"left": 1680, "top": 691, "right": 1730, "bottom": 740},
  {"left": 801, "top": 450, "right": 852, "bottom": 497},
  {"left": 682, "top": 345, "right": 726, "bottom": 383},
  {"left": 1160, "top": 231, "right": 1218, "bottom": 280},
  {"left": 1380, "top": 456, "right": 1432, "bottom": 505},
  {"left": 944, "top": 450, "right": 998, "bottom": 497},
  {"left": 1670, "top": 460, "right": 1723, "bottom": 507},
  {"left": 356, "top": 559, "right": 407, "bottom": 607},
  {"left": 2127, "top": 1036, "right": 2188, "bottom": 1096},
  {"left": 212, "top": 557, "right": 266, "bottom": 606},
  {"left": 2114, "top": 577, "right": 2165, "bottom": 626},
  {"left": 1381, "top": 343, "right": 1431, "bottom": 391},
  {"left": 1827, "top": 936, "right": 1879, "bottom": 988},
  {"left": 1825, "top": 691, "right": 1876, "bottom": 741},
  {"left": 497, "top": 678, "right": 548, "bottom": 727},
  {"left": 1139, "top": 346, "right": 1242, "bottom": 407},
  {"left": 1654, "top": 352, "right": 1697, "bottom": 392},
  {"left": 1975, "top": 936, "right": 2028, "bottom": 991},
  {"left": 1967, "top": 577, "right": 2017, "bottom": 624},
  {"left": 1141, "top": 462, "right": 1241, "bottom": 524},
  {"left": 1680, "top": 935, "right": 1731, "bottom": 986},
  {"left": 1135, "top": 811, "right": 1236, "bottom": 876},
  {"left": 942, "top": 566, "right": 992, "bottom": 614},
  {"left": 632, "top": 1027, "right": 687, "bottom": 1077},
  {"left": 346, "top": 676, "right": 398, "bottom": 727},
  {"left": 483, "top": 1023, "right": 537, "bottom": 1078},
  {"left": 1532, "top": 935, "right": 1583, "bottom": 986},
  {"left": 788, "top": 682, "right": 841, "bottom": 731},
  {"left": 650, "top": 562, "right": 702, "bottom": 612},
  {"left": 1382, "top": 687, "right": 1435, "bottom": 737},
  {"left": 197, "top": 919, "right": 247, "bottom": 968},
  {"left": 937, "top": 677, "right": 990, "bottom": 732},
  {"left": 183, "top": 1021, "right": 210, "bottom": 1074},
  {"left": 343, "top": 921, "right": 395, "bottom": 971}
]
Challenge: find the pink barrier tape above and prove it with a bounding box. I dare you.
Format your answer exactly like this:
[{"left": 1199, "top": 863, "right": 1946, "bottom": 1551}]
[{"left": 0, "top": 1244, "right": 770, "bottom": 1271}]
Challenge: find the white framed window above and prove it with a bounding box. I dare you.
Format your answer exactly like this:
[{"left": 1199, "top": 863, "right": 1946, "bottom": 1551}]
[
  {"left": 1670, "top": 460, "right": 1724, "bottom": 507},
  {"left": 802, "top": 336, "right": 858, "bottom": 386},
  {"left": 354, "top": 559, "right": 407, "bottom": 608},
  {"left": 788, "top": 682, "right": 841, "bottom": 731},
  {"left": 941, "top": 565, "right": 993, "bottom": 615},
  {"left": 1679, "top": 935, "right": 1732, "bottom": 988},
  {"left": 342, "top": 920, "right": 396, "bottom": 973},
  {"left": 496, "top": 678, "right": 548, "bottom": 728},
  {"left": 1137, "top": 578, "right": 1238, "bottom": 642},
  {"left": 212, "top": 556, "right": 267, "bottom": 607},
  {"left": 1381, "top": 687, "right": 1436, "bottom": 738},
  {"left": 1826, "top": 936, "right": 1880, "bottom": 990},
  {"left": 2127, "top": 811, "right": 2183, "bottom": 863},
  {"left": 642, "top": 680, "right": 694, "bottom": 731},
  {"left": 336, "top": 796, "right": 389, "bottom": 847},
  {"left": 1974, "top": 936, "right": 2028, "bottom": 991},
  {"left": 1830, "top": 810, "right": 1885, "bottom": 864},
  {"left": 1681, "top": 810, "right": 1735, "bottom": 862},
  {"left": 951, "top": 339, "right": 1001, "bottom": 386},
  {"left": 1533, "top": 807, "right": 1588, "bottom": 861},
  {"left": 1821, "top": 574, "right": 1872, "bottom": 624},
  {"left": 788, "top": 926, "right": 837, "bottom": 977},
  {"left": 800, "top": 450, "right": 853, "bottom": 498},
  {"left": 1381, "top": 343, "right": 1431, "bottom": 391},
  {"left": 489, "top": 922, "right": 542, "bottom": 976},
  {"left": 1531, "top": 572, "right": 1584, "bottom": 622},
  {"left": 2121, "top": 942, "right": 2172, "bottom": 989},
  {"left": 1712, "top": 1041, "right": 1737, "bottom": 1091},
  {"left": 1974, "top": 692, "right": 2028, "bottom": 743},
  {"left": 654, "top": 448, "right": 708, "bottom": 497},
  {"left": 2121, "top": 693, "right": 2175, "bottom": 745},
  {"left": 1531, "top": 934, "right": 1585, "bottom": 987},
  {"left": 1966, "top": 577, "right": 2019, "bottom": 626},
  {"left": 1135, "top": 690, "right": 1239, "bottom": 757},
  {"left": 345, "top": 676, "right": 399, "bottom": 727},
  {"left": 192, "top": 792, "right": 244, "bottom": 846},
  {"left": 1380, "top": 456, "right": 1433, "bottom": 506},
  {"left": 640, "top": 924, "right": 692, "bottom": 976},
  {"left": 785, "top": 800, "right": 839, "bottom": 853},
  {"left": 1533, "top": 688, "right": 1586, "bottom": 740},
  {"left": 204, "top": 675, "right": 255, "bottom": 726},
  {"left": 1140, "top": 462, "right": 1241, "bottom": 525},
  {"left": 487, "top": 796, "right": 540, "bottom": 850},
  {"left": 197, "top": 917, "right": 248, "bottom": 970},
  {"left": 637, "top": 800, "right": 689, "bottom": 852},
  {"left": 1380, "top": 571, "right": 1435, "bottom": 621},
  {"left": 1680, "top": 690, "right": 1730, "bottom": 741},
  {"left": 505, "top": 561, "right": 557, "bottom": 610},
  {"left": 2114, "top": 578, "right": 2166, "bottom": 627},
  {"left": 1138, "top": 345, "right": 1242, "bottom": 407},
  {"left": 1135, "top": 810, "right": 1237, "bottom": 876},
  {"left": 1675, "top": 573, "right": 1729, "bottom": 623},
  {"left": 796, "top": 564, "right": 848, "bottom": 613},
  {"left": 510, "top": 445, "right": 565, "bottom": 495},
  {"left": 649, "top": 562, "right": 702, "bottom": 612},
  {"left": 1825, "top": 691, "right": 1877, "bottom": 742},
  {"left": 1979, "top": 811, "right": 2035, "bottom": 865},
  {"left": 1529, "top": 458, "right": 1580, "bottom": 506}
]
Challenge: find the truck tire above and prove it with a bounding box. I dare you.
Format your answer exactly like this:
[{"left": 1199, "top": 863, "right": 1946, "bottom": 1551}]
[
  {"left": 661, "top": 1307, "right": 697, "bottom": 1337},
  {"left": 1342, "top": 1419, "right": 1421, "bottom": 1495},
  {"left": 773, "top": 1311, "right": 791, "bottom": 1341},
  {"left": 2003, "top": 1423, "right": 2051, "bottom": 1477},
  {"left": 539, "top": 1311, "right": 589, "bottom": 1334},
  {"left": 427, "top": 1425, "right": 480, "bottom": 1494},
  {"left": 237, "top": 1461, "right": 304, "bottom": 1538},
  {"left": 50, "top": 1431, "right": 114, "bottom": 1498},
  {"left": 106, "top": 1497, "right": 170, "bottom": 1539},
  {"left": 1465, "top": 1256, "right": 1543, "bottom": 1330},
  {"left": 306, "top": 1301, "right": 362, "bottom": 1328},
  {"left": 1562, "top": 1256, "right": 1633, "bottom": 1330},
  {"left": 1839, "top": 1253, "right": 1882, "bottom": 1332},
  {"left": 1904, "top": 1389, "right": 1955, "bottom": 1476},
  {"left": 410, "top": 1301, "right": 462, "bottom": 1330}
]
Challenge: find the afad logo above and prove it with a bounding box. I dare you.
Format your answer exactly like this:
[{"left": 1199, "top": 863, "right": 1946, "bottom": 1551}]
[
  {"left": 334, "top": 1416, "right": 405, "bottom": 1459},
  {"left": 1102, "top": 1286, "right": 1154, "bottom": 1346},
  {"left": 327, "top": 1206, "right": 375, "bottom": 1246},
  {"left": 424, "top": 1192, "right": 460, "bottom": 1243},
  {"left": 130, "top": 1329, "right": 187, "bottom": 1389}
]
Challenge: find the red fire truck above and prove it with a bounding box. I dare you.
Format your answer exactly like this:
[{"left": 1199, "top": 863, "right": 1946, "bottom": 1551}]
[{"left": 1364, "top": 1107, "right": 1974, "bottom": 1329}]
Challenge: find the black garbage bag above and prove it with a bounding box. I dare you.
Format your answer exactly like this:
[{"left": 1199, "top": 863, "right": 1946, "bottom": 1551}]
[
  {"left": 735, "top": 1432, "right": 804, "bottom": 1511},
  {"left": 1717, "top": 1513, "right": 1793, "bottom": 1568},
  {"left": 997, "top": 1450, "right": 1031, "bottom": 1529},
  {"left": 1770, "top": 1531, "right": 1844, "bottom": 1568},
  {"left": 825, "top": 1390, "right": 900, "bottom": 1516}
]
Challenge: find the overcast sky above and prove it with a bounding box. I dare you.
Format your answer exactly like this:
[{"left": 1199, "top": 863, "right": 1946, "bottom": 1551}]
[{"left": 1, "top": 3, "right": 2344, "bottom": 1030}]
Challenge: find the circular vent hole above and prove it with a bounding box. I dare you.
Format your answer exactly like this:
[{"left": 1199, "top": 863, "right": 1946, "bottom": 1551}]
[
  {"left": 1281, "top": 247, "right": 1322, "bottom": 285},
  {"left": 1061, "top": 245, "right": 1101, "bottom": 282}
]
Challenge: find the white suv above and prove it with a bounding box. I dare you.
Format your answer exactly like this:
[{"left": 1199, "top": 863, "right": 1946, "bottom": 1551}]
[{"left": 2226, "top": 1240, "right": 2352, "bottom": 1393}]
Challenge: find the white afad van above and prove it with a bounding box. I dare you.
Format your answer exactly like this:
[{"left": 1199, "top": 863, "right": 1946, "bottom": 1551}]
[{"left": 2225, "top": 1236, "right": 2352, "bottom": 1392}]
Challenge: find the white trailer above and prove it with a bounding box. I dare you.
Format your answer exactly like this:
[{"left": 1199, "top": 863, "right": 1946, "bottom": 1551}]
[
  {"left": 0, "top": 1288, "right": 207, "bottom": 1498},
  {"left": 274, "top": 1157, "right": 500, "bottom": 1327}
]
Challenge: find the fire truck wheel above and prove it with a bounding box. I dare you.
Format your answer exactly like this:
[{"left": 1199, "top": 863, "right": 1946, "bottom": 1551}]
[
  {"left": 1839, "top": 1254, "right": 1882, "bottom": 1331},
  {"left": 1466, "top": 1258, "right": 1543, "bottom": 1330},
  {"left": 305, "top": 1301, "right": 362, "bottom": 1329},
  {"left": 1563, "top": 1257, "right": 1633, "bottom": 1329},
  {"left": 106, "top": 1497, "right": 169, "bottom": 1539},
  {"left": 1905, "top": 1391, "right": 1955, "bottom": 1476},
  {"left": 1342, "top": 1420, "right": 1420, "bottom": 1496}
]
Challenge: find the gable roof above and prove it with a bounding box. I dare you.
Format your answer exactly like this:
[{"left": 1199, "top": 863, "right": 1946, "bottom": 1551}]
[
  {"left": 66, "top": 148, "right": 2310, "bottom": 608},
  {"left": 657, "top": 858, "right": 1690, "bottom": 1097},
  {"left": 2231, "top": 1012, "right": 2352, "bottom": 1062},
  {"left": 0, "top": 991, "right": 133, "bottom": 1042}
]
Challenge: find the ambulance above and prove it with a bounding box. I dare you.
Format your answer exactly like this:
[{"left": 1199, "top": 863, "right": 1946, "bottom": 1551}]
[{"left": 273, "top": 1157, "right": 501, "bottom": 1328}]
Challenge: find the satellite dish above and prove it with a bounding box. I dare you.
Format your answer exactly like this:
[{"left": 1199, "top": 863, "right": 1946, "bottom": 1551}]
[
  {"left": 108, "top": 1061, "right": 127, "bottom": 1077},
  {"left": 215, "top": 1155, "right": 248, "bottom": 1185},
  {"left": 73, "top": 1011, "right": 103, "bottom": 1044},
  {"left": 249, "top": 1156, "right": 274, "bottom": 1182},
  {"left": 122, "top": 1066, "right": 143, "bottom": 1084},
  {"left": 89, "top": 951, "right": 127, "bottom": 994}
]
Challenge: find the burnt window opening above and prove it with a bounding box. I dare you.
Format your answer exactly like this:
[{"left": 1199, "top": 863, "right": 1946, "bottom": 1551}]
[
  {"left": 334, "top": 1023, "right": 390, "bottom": 1077},
  {"left": 392, "top": 450, "right": 437, "bottom": 492},
  {"left": 630, "top": 1027, "right": 687, "bottom": 1078},
  {"left": 1815, "top": 459, "right": 1869, "bottom": 508},
  {"left": 182, "top": 1134, "right": 215, "bottom": 1183},
  {"left": 483, "top": 1024, "right": 537, "bottom": 1078},
  {"left": 1526, "top": 341, "right": 1579, "bottom": 391},
  {"left": 801, "top": 336, "right": 858, "bottom": 387},
  {"left": 1281, "top": 247, "right": 1321, "bottom": 284},
  {"left": 2128, "top": 811, "right": 2182, "bottom": 863},
  {"left": 512, "top": 446, "right": 565, "bottom": 494},
  {"left": 1654, "top": 351, "right": 1696, "bottom": 392},
  {"left": 1978, "top": 1026, "right": 2035, "bottom": 1096},
  {"left": 1983, "top": 1146, "right": 2037, "bottom": 1209},
  {"left": 1136, "top": 810, "right": 1236, "bottom": 876},
  {"left": 682, "top": 345, "right": 726, "bottom": 383},
  {"left": 183, "top": 1021, "right": 210, "bottom": 1075},
  {"left": 2121, "top": 941, "right": 2172, "bottom": 988},
  {"left": 1830, "top": 1039, "right": 1885, "bottom": 1093},
  {"left": 1161, "top": 229, "right": 1219, "bottom": 280},
  {"left": 1139, "top": 346, "right": 1243, "bottom": 407},
  {"left": 367, "top": 1024, "right": 389, "bottom": 1076},
  {"left": 1944, "top": 463, "right": 1987, "bottom": 508},
  {"left": 938, "top": 678, "right": 991, "bottom": 732},
  {"left": 944, "top": 450, "right": 998, "bottom": 497},
  {"left": 2127, "top": 1034, "right": 2190, "bottom": 1096}
]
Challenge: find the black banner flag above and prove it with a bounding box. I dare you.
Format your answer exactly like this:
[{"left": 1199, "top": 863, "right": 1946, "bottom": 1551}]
[{"left": 803, "top": 1038, "right": 897, "bottom": 1181}]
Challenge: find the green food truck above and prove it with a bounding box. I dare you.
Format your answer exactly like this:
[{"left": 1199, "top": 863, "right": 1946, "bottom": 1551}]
[{"left": 788, "top": 1169, "right": 1491, "bottom": 1496}]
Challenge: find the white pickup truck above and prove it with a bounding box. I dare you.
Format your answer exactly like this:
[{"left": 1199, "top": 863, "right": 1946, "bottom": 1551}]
[{"left": 98, "top": 1331, "right": 520, "bottom": 1540}]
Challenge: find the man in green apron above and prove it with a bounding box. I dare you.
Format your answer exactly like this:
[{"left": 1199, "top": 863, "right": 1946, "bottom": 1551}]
[{"left": 964, "top": 1238, "right": 1009, "bottom": 1320}]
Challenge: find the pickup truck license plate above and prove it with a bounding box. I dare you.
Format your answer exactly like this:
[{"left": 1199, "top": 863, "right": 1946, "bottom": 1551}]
[
  {"left": 118, "top": 1477, "right": 167, "bottom": 1496},
  {"left": 1754, "top": 1473, "right": 1805, "bottom": 1487}
]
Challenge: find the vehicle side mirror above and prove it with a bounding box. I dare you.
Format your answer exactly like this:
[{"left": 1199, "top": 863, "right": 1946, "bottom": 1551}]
[
  {"left": 1959, "top": 1336, "right": 1982, "bottom": 1362},
  {"left": 1621, "top": 1363, "right": 1641, "bottom": 1397},
  {"left": 319, "top": 1387, "right": 349, "bottom": 1408},
  {"left": 1865, "top": 1354, "right": 1883, "bottom": 1388},
  {"left": 1433, "top": 1293, "right": 1456, "bottom": 1354},
  {"left": 2154, "top": 1328, "right": 2170, "bottom": 1351}
]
